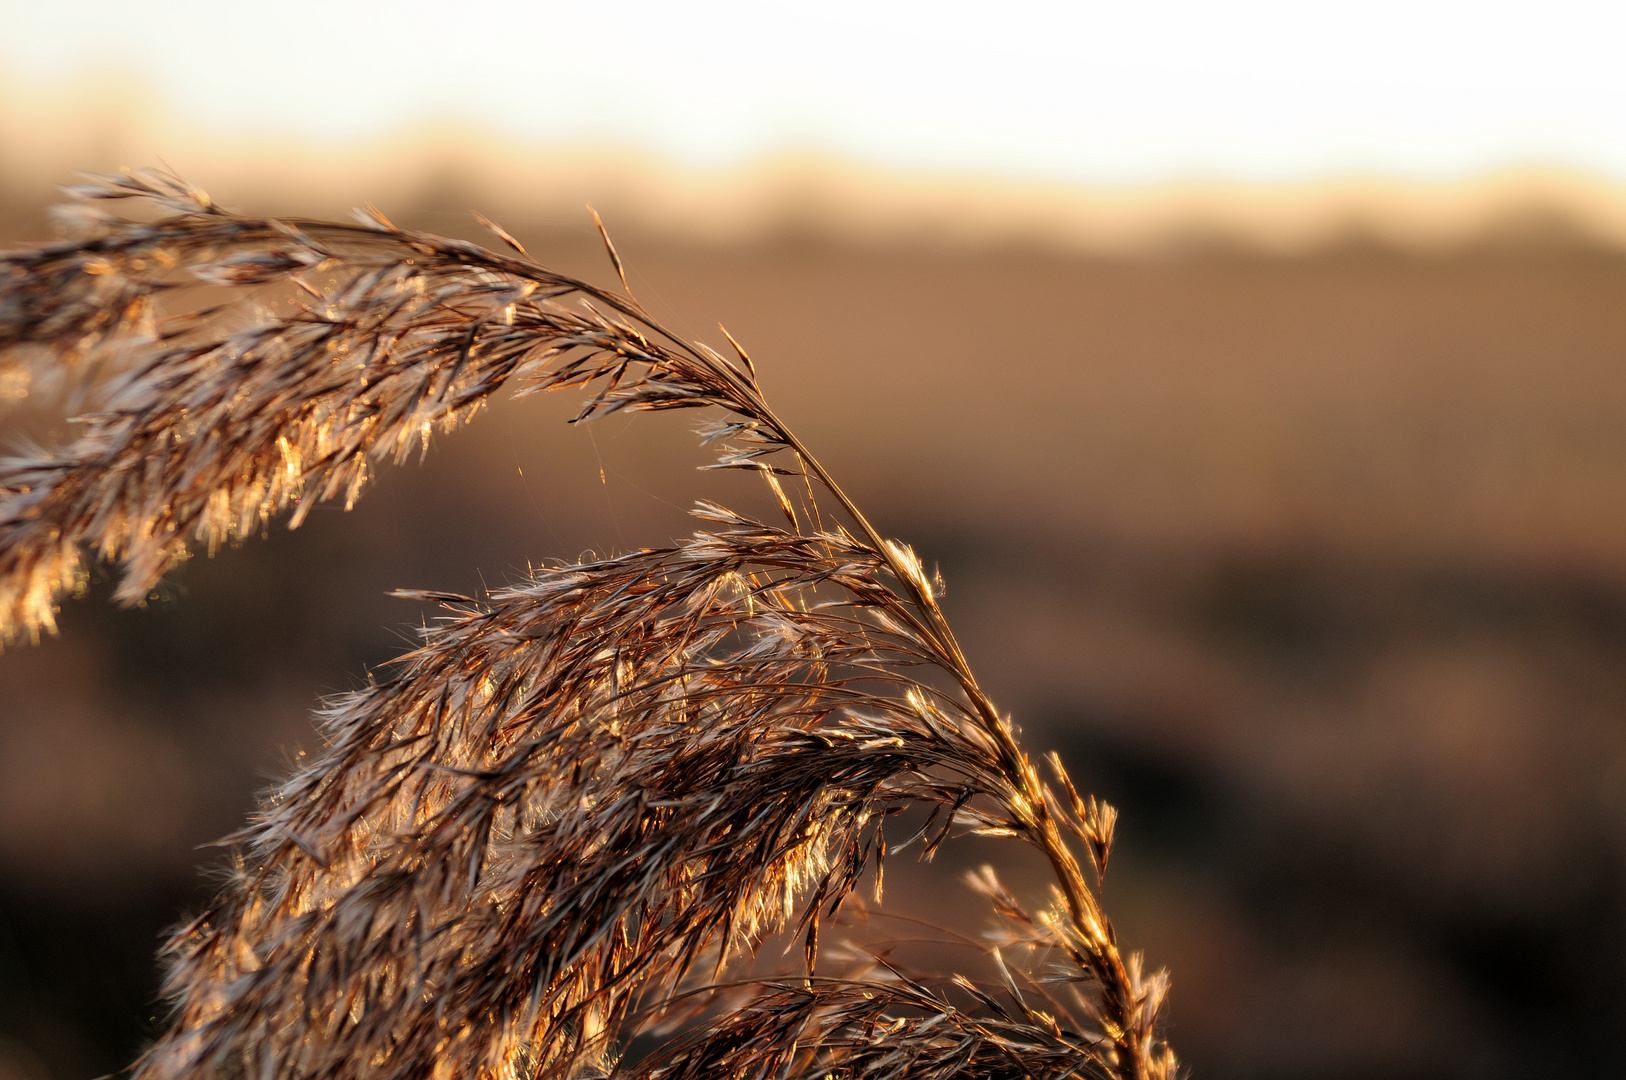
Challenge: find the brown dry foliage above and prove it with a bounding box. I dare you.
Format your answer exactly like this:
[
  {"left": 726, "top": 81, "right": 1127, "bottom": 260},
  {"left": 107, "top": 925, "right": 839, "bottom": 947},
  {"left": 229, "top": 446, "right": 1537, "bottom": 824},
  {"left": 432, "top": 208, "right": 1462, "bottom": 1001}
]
[{"left": 0, "top": 169, "right": 1176, "bottom": 1080}]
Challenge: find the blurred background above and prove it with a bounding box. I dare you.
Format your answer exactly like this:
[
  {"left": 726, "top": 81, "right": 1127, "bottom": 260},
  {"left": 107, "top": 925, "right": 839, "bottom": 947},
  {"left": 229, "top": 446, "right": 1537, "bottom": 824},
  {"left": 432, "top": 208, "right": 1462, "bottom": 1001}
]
[{"left": 5, "top": 2, "right": 1626, "bottom": 1077}]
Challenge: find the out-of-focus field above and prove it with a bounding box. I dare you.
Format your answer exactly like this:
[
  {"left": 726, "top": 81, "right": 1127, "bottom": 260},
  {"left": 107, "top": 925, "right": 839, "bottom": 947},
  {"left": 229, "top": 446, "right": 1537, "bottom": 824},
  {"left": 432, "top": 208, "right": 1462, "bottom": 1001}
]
[{"left": 4, "top": 163, "right": 1626, "bottom": 1080}]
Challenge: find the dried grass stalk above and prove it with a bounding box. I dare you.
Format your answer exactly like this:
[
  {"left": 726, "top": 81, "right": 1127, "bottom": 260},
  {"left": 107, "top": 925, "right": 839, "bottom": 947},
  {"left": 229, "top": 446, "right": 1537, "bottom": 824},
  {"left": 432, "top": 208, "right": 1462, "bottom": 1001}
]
[{"left": 0, "top": 169, "right": 1177, "bottom": 1079}]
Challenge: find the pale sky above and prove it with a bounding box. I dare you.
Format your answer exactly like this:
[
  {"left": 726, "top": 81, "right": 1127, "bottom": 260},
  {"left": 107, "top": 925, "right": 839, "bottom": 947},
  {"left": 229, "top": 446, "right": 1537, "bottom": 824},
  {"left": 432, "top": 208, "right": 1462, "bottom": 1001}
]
[{"left": 1, "top": 0, "right": 1621, "bottom": 184}]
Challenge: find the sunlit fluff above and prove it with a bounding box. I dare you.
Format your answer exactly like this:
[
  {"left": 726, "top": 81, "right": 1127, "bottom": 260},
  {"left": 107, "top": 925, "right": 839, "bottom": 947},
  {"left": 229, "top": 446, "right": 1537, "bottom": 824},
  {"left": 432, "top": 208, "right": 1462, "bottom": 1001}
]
[{"left": 0, "top": 169, "right": 1176, "bottom": 1080}]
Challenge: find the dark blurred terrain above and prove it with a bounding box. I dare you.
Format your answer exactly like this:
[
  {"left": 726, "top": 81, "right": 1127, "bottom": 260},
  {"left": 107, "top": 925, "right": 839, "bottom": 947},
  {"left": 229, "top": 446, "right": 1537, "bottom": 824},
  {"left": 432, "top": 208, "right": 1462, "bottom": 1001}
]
[{"left": 4, "top": 182, "right": 1626, "bottom": 1080}]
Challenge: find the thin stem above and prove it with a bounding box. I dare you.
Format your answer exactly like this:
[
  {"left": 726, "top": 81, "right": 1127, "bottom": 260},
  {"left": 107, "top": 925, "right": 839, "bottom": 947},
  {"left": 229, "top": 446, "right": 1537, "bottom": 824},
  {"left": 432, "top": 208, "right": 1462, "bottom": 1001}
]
[{"left": 764, "top": 413, "right": 1146, "bottom": 1078}]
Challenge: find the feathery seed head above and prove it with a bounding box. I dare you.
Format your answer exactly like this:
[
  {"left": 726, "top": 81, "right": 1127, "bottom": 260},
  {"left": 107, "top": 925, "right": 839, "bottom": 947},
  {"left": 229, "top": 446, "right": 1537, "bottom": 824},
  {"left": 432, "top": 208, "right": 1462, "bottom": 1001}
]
[{"left": 0, "top": 169, "right": 1176, "bottom": 1080}]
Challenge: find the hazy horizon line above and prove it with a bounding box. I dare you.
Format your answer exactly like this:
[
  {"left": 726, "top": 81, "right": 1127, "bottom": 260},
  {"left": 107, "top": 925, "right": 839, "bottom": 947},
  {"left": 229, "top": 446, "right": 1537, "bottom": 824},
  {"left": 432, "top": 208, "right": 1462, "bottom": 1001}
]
[{"left": 7, "top": 69, "right": 1626, "bottom": 255}]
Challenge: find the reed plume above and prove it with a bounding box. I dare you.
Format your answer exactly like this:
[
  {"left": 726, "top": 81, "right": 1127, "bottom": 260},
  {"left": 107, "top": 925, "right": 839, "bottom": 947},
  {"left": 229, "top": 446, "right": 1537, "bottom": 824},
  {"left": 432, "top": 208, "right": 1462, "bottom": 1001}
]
[{"left": 0, "top": 169, "right": 1177, "bottom": 1079}]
